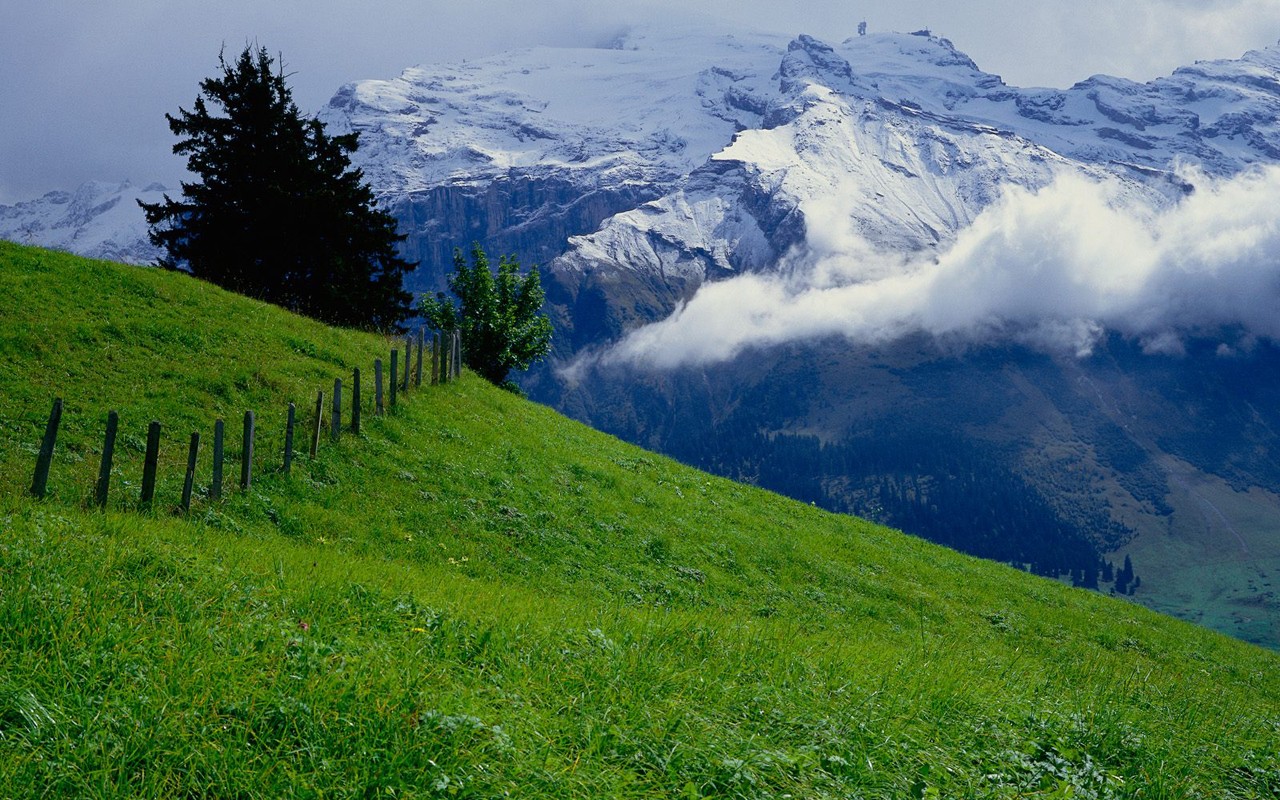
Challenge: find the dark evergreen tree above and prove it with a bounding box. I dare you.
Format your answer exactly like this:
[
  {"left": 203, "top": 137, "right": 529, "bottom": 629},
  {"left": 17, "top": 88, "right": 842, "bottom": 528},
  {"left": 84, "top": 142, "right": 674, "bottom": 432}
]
[
  {"left": 1114, "top": 554, "right": 1134, "bottom": 594},
  {"left": 140, "top": 45, "right": 412, "bottom": 330},
  {"left": 421, "top": 243, "right": 552, "bottom": 392}
]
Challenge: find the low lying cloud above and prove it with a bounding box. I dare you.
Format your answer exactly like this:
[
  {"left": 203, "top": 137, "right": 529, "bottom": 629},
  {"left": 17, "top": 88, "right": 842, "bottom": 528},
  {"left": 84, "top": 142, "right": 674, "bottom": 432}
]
[{"left": 585, "top": 166, "right": 1280, "bottom": 371}]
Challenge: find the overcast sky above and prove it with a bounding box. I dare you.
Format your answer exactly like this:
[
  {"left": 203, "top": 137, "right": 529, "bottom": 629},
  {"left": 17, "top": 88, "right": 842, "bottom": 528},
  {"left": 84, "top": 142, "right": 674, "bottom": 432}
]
[{"left": 3, "top": 0, "right": 1279, "bottom": 204}]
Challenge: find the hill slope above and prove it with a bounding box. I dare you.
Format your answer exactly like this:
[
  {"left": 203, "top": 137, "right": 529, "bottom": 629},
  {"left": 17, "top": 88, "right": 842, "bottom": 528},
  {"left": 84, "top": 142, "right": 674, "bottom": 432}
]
[{"left": 1, "top": 241, "right": 1278, "bottom": 797}]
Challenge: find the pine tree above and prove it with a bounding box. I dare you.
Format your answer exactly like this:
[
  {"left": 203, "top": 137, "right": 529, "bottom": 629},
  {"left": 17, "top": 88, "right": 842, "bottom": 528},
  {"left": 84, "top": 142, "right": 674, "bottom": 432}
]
[
  {"left": 421, "top": 243, "right": 553, "bottom": 392},
  {"left": 140, "top": 45, "right": 412, "bottom": 330},
  {"left": 1114, "top": 554, "right": 1134, "bottom": 594}
]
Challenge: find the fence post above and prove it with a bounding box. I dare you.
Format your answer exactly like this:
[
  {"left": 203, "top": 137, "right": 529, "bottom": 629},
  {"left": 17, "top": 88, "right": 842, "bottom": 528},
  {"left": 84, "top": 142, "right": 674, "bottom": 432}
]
[
  {"left": 211, "top": 419, "right": 224, "bottom": 500},
  {"left": 453, "top": 330, "right": 462, "bottom": 378},
  {"left": 29, "top": 397, "right": 63, "bottom": 499},
  {"left": 431, "top": 333, "right": 440, "bottom": 386},
  {"left": 390, "top": 350, "right": 399, "bottom": 409},
  {"left": 310, "top": 390, "right": 323, "bottom": 458},
  {"left": 403, "top": 334, "right": 411, "bottom": 392},
  {"left": 416, "top": 327, "right": 425, "bottom": 388},
  {"left": 181, "top": 432, "right": 200, "bottom": 514},
  {"left": 374, "top": 359, "right": 384, "bottom": 416},
  {"left": 331, "top": 378, "right": 342, "bottom": 442},
  {"left": 283, "top": 402, "right": 296, "bottom": 474},
  {"left": 440, "top": 336, "right": 449, "bottom": 385},
  {"left": 240, "top": 410, "right": 254, "bottom": 490},
  {"left": 94, "top": 410, "right": 119, "bottom": 508},
  {"left": 140, "top": 420, "right": 161, "bottom": 509},
  {"left": 352, "top": 367, "right": 362, "bottom": 433}
]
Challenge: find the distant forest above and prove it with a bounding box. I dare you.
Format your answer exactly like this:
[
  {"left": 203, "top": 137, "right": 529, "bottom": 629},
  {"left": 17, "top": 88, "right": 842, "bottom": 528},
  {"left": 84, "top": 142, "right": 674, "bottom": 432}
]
[{"left": 669, "top": 420, "right": 1139, "bottom": 594}]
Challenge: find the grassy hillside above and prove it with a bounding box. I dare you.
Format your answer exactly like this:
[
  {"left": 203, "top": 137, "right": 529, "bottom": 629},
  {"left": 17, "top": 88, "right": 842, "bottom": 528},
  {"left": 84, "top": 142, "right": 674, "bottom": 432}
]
[{"left": 1, "top": 240, "right": 1277, "bottom": 798}]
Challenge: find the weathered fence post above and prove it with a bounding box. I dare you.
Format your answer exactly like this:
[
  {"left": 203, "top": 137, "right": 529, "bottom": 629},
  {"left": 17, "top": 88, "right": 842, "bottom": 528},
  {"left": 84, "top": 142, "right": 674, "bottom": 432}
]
[
  {"left": 390, "top": 350, "right": 399, "bottom": 408},
  {"left": 29, "top": 397, "right": 63, "bottom": 499},
  {"left": 403, "top": 334, "right": 413, "bottom": 392},
  {"left": 94, "top": 409, "right": 119, "bottom": 508},
  {"left": 310, "top": 390, "right": 323, "bottom": 458},
  {"left": 181, "top": 432, "right": 200, "bottom": 514},
  {"left": 440, "top": 336, "right": 449, "bottom": 385},
  {"left": 240, "top": 410, "right": 254, "bottom": 490},
  {"left": 431, "top": 333, "right": 440, "bottom": 386},
  {"left": 453, "top": 330, "right": 462, "bottom": 378},
  {"left": 352, "top": 367, "right": 362, "bottom": 434},
  {"left": 211, "top": 419, "right": 225, "bottom": 500},
  {"left": 283, "top": 402, "right": 296, "bottom": 474},
  {"left": 331, "top": 378, "right": 342, "bottom": 442},
  {"left": 140, "top": 420, "right": 161, "bottom": 509},
  {"left": 416, "top": 327, "right": 425, "bottom": 388},
  {"left": 374, "top": 358, "right": 384, "bottom": 416}
]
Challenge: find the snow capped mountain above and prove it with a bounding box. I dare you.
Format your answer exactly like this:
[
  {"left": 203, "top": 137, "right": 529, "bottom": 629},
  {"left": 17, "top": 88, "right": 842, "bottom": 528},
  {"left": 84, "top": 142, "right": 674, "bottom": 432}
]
[
  {"left": 318, "top": 26, "right": 786, "bottom": 194},
  {"left": 0, "top": 180, "right": 165, "bottom": 265},
  {"left": 9, "top": 26, "right": 1280, "bottom": 298},
  {"left": 310, "top": 25, "right": 1280, "bottom": 319}
]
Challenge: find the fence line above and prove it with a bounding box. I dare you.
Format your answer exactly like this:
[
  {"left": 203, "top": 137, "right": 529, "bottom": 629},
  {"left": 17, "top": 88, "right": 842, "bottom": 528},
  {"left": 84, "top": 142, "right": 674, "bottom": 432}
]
[{"left": 24, "top": 327, "right": 464, "bottom": 514}]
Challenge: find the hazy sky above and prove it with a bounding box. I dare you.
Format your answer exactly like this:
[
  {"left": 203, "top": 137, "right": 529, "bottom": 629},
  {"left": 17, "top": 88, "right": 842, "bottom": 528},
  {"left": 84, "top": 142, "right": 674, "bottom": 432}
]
[{"left": 3, "top": 0, "right": 1279, "bottom": 203}]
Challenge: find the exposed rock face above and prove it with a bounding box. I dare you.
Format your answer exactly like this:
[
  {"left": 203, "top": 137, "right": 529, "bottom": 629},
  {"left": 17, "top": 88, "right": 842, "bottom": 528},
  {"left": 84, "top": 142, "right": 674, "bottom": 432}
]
[{"left": 382, "top": 176, "right": 662, "bottom": 294}]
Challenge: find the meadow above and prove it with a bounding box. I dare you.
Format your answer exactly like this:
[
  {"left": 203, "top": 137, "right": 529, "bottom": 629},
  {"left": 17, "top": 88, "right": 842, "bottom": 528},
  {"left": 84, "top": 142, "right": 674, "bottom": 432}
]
[{"left": 1, "top": 241, "right": 1277, "bottom": 798}]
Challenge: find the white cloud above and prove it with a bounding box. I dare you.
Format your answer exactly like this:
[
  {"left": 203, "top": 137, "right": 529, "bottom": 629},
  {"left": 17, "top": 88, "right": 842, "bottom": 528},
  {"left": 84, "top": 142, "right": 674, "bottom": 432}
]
[{"left": 591, "top": 166, "right": 1280, "bottom": 370}]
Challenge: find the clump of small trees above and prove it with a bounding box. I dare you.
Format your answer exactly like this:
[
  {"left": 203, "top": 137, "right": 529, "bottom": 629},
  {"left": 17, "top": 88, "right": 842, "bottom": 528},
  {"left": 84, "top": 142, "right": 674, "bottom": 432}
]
[{"left": 420, "top": 243, "right": 553, "bottom": 393}]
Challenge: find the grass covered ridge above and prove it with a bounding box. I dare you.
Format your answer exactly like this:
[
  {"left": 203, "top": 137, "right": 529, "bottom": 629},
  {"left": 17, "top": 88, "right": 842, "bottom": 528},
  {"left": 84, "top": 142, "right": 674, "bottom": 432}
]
[{"left": 0, "top": 241, "right": 1278, "bottom": 798}]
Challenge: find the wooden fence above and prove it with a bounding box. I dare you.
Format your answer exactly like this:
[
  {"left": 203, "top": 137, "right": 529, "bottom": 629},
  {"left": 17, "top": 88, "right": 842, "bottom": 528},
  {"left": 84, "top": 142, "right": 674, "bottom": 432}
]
[{"left": 26, "top": 328, "right": 463, "bottom": 513}]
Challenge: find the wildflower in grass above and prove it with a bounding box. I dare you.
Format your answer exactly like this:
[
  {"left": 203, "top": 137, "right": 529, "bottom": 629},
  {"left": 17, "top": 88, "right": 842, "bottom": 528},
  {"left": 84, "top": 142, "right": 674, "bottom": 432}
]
[{"left": 298, "top": 620, "right": 310, "bottom": 632}]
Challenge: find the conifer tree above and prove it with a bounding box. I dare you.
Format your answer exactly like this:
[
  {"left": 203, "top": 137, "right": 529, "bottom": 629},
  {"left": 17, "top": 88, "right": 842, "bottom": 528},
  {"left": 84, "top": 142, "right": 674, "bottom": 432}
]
[
  {"left": 421, "top": 243, "right": 553, "bottom": 392},
  {"left": 140, "top": 45, "right": 411, "bottom": 330}
]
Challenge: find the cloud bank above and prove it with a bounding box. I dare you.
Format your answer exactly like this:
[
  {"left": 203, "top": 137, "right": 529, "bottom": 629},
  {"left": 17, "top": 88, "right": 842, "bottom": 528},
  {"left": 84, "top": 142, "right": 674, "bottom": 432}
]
[{"left": 591, "top": 166, "right": 1280, "bottom": 370}]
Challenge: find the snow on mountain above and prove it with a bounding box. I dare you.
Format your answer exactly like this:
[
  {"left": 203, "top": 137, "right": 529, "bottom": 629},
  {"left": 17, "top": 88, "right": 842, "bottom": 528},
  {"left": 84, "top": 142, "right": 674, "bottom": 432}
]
[
  {"left": 556, "top": 29, "right": 1280, "bottom": 288},
  {"left": 0, "top": 180, "right": 165, "bottom": 265},
  {"left": 318, "top": 26, "right": 786, "bottom": 195},
  {"left": 309, "top": 25, "right": 1280, "bottom": 323},
  {"left": 7, "top": 26, "right": 1280, "bottom": 300}
]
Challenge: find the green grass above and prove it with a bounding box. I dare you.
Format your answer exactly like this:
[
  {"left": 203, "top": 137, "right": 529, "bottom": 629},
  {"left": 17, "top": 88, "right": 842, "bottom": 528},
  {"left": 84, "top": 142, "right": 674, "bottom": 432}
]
[{"left": 0, "top": 240, "right": 1278, "bottom": 798}]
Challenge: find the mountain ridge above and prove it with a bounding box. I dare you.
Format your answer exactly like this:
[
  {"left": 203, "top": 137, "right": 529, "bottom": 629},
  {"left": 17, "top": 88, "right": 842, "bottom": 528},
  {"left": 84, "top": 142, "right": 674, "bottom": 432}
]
[{"left": 16, "top": 28, "right": 1280, "bottom": 274}]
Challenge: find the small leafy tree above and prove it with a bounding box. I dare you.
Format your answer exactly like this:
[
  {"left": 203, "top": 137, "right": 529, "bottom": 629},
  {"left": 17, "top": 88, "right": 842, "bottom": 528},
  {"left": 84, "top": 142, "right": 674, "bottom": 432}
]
[
  {"left": 140, "top": 45, "right": 412, "bottom": 330},
  {"left": 421, "top": 243, "right": 552, "bottom": 392}
]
